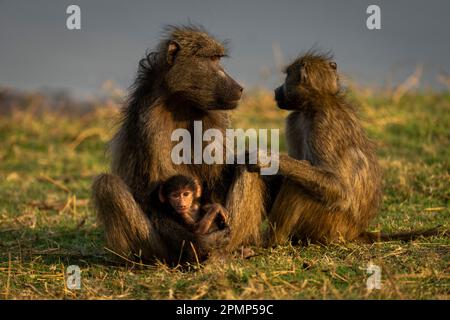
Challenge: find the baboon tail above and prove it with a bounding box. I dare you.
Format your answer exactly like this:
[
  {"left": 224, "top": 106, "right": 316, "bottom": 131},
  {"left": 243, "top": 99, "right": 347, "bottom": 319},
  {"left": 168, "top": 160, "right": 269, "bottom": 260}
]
[
  {"left": 92, "top": 173, "right": 163, "bottom": 260},
  {"left": 358, "top": 225, "right": 448, "bottom": 243}
]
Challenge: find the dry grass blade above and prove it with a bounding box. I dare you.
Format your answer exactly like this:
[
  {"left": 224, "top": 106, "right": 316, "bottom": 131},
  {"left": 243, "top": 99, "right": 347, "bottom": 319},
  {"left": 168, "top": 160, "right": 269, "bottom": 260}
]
[
  {"left": 38, "top": 175, "right": 71, "bottom": 193},
  {"left": 392, "top": 65, "right": 423, "bottom": 103},
  {"left": 68, "top": 127, "right": 109, "bottom": 150}
]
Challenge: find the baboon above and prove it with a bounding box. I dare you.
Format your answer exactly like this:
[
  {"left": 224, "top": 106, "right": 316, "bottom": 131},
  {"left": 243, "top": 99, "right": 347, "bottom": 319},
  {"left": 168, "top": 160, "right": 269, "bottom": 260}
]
[
  {"left": 253, "top": 51, "right": 445, "bottom": 245},
  {"left": 158, "top": 175, "right": 230, "bottom": 234},
  {"left": 158, "top": 174, "right": 255, "bottom": 261},
  {"left": 254, "top": 51, "right": 381, "bottom": 244},
  {"left": 92, "top": 25, "right": 265, "bottom": 264}
]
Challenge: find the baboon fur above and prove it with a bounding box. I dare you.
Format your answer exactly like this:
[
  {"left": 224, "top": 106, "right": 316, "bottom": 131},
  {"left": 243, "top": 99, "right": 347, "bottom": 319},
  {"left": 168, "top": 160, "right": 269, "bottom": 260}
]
[
  {"left": 92, "top": 25, "right": 265, "bottom": 265},
  {"left": 269, "top": 51, "right": 383, "bottom": 244}
]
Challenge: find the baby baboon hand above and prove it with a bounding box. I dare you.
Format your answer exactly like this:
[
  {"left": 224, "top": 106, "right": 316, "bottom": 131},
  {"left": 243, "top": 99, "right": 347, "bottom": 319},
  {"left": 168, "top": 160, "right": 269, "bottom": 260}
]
[{"left": 203, "top": 203, "right": 229, "bottom": 223}]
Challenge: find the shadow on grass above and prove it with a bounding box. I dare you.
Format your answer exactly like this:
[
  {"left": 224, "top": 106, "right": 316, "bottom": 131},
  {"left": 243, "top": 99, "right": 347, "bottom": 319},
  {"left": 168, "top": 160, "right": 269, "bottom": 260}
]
[{"left": 0, "top": 226, "right": 124, "bottom": 267}]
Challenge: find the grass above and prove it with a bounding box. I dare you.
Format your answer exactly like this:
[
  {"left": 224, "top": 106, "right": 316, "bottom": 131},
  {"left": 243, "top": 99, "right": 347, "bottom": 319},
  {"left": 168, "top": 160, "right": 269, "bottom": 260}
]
[{"left": 0, "top": 88, "right": 449, "bottom": 299}]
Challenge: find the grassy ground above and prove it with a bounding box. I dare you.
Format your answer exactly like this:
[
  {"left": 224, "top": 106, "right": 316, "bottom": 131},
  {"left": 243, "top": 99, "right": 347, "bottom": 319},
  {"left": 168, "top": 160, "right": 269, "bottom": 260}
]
[{"left": 0, "top": 89, "right": 449, "bottom": 299}]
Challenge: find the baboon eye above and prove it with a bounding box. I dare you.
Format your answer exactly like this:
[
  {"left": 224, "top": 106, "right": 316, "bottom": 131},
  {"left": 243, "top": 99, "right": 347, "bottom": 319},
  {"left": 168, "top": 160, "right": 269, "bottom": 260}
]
[
  {"left": 209, "top": 55, "right": 222, "bottom": 64},
  {"left": 329, "top": 62, "right": 337, "bottom": 70}
]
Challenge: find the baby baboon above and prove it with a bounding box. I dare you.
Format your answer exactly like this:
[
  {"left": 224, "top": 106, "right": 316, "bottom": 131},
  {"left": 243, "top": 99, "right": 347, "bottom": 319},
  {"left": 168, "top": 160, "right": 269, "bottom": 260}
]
[
  {"left": 92, "top": 25, "right": 265, "bottom": 264},
  {"left": 157, "top": 175, "right": 256, "bottom": 262},
  {"left": 158, "top": 175, "right": 230, "bottom": 234},
  {"left": 261, "top": 51, "right": 383, "bottom": 244}
]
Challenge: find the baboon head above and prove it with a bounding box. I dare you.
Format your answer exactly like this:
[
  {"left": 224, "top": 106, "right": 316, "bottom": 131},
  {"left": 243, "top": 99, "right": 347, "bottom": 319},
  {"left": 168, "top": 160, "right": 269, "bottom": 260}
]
[
  {"left": 159, "top": 175, "right": 201, "bottom": 215},
  {"left": 275, "top": 51, "right": 339, "bottom": 110},
  {"left": 160, "top": 25, "right": 243, "bottom": 110}
]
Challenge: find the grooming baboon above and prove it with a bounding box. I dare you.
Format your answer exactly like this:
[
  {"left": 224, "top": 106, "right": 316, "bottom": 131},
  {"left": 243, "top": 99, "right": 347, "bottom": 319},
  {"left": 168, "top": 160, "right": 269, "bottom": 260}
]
[
  {"left": 253, "top": 51, "right": 445, "bottom": 245},
  {"left": 268, "top": 51, "right": 382, "bottom": 244},
  {"left": 265, "top": 51, "right": 382, "bottom": 244},
  {"left": 158, "top": 174, "right": 230, "bottom": 234},
  {"left": 92, "top": 25, "right": 265, "bottom": 264}
]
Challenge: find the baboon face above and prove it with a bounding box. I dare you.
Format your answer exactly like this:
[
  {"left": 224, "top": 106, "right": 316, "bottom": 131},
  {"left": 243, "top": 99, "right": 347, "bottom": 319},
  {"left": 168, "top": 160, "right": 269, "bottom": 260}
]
[
  {"left": 275, "top": 52, "right": 339, "bottom": 110},
  {"left": 168, "top": 188, "right": 195, "bottom": 215},
  {"left": 164, "top": 31, "right": 243, "bottom": 110},
  {"left": 159, "top": 175, "right": 202, "bottom": 215}
]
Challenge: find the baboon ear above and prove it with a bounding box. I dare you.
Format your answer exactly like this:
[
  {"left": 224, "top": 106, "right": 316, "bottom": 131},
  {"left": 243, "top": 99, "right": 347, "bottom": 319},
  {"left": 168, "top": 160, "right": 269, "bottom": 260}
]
[
  {"left": 158, "top": 185, "right": 166, "bottom": 203},
  {"left": 167, "top": 40, "right": 180, "bottom": 66},
  {"left": 329, "top": 62, "right": 337, "bottom": 70},
  {"left": 193, "top": 178, "right": 202, "bottom": 199},
  {"left": 300, "top": 62, "right": 308, "bottom": 82}
]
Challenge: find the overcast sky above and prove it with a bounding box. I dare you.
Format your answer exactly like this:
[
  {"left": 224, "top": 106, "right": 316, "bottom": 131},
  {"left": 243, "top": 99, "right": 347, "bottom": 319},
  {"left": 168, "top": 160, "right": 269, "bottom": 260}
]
[{"left": 1, "top": 0, "right": 449, "bottom": 97}]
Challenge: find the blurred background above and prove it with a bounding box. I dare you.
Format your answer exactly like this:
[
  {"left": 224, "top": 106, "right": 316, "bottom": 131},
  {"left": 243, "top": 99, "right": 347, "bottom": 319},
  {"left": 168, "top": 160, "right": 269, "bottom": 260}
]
[{"left": 1, "top": 0, "right": 450, "bottom": 100}]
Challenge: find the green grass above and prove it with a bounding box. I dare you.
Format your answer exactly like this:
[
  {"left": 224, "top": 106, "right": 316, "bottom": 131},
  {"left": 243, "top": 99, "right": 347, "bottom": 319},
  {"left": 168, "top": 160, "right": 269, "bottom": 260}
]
[{"left": 0, "top": 89, "right": 449, "bottom": 299}]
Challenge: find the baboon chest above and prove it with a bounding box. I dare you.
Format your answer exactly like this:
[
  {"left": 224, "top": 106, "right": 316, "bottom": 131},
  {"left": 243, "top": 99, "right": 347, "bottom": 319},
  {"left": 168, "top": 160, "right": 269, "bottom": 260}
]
[
  {"left": 286, "top": 112, "right": 314, "bottom": 162},
  {"left": 154, "top": 117, "right": 226, "bottom": 184}
]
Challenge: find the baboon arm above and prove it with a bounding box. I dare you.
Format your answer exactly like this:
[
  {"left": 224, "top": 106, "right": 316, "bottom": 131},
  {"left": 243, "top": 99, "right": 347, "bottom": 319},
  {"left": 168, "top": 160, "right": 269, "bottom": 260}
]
[
  {"left": 278, "top": 154, "right": 345, "bottom": 203},
  {"left": 196, "top": 204, "right": 228, "bottom": 235},
  {"left": 196, "top": 210, "right": 217, "bottom": 235},
  {"left": 181, "top": 214, "right": 197, "bottom": 226}
]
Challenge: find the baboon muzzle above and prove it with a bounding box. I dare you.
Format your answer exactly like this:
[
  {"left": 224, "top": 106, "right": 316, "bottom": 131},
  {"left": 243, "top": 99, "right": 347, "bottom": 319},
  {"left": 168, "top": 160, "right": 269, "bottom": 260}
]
[
  {"left": 274, "top": 85, "right": 286, "bottom": 109},
  {"left": 216, "top": 77, "right": 244, "bottom": 110}
]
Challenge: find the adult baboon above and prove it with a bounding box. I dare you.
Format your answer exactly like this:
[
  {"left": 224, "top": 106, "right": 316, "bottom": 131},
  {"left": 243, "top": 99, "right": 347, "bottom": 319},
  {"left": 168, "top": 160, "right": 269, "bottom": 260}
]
[
  {"left": 253, "top": 51, "right": 445, "bottom": 245},
  {"left": 92, "top": 25, "right": 265, "bottom": 264},
  {"left": 255, "top": 51, "right": 382, "bottom": 245}
]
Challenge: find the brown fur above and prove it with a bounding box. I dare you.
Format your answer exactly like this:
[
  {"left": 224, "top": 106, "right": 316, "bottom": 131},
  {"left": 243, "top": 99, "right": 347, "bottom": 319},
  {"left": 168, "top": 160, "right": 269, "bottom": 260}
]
[
  {"left": 267, "top": 51, "right": 446, "bottom": 245},
  {"left": 92, "top": 25, "right": 265, "bottom": 265},
  {"left": 358, "top": 226, "right": 448, "bottom": 243},
  {"left": 268, "top": 51, "right": 383, "bottom": 244},
  {"left": 159, "top": 174, "right": 229, "bottom": 235}
]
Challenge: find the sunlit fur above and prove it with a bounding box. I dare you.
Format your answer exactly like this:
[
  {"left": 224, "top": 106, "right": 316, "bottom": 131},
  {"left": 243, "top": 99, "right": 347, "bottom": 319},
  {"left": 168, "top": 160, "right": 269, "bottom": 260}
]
[
  {"left": 269, "top": 51, "right": 383, "bottom": 245},
  {"left": 92, "top": 25, "right": 265, "bottom": 265}
]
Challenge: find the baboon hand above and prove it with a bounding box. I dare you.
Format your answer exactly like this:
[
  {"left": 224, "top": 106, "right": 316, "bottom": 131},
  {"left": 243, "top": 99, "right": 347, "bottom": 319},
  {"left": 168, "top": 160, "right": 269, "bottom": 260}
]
[
  {"left": 245, "top": 150, "right": 278, "bottom": 172},
  {"left": 203, "top": 203, "right": 229, "bottom": 225}
]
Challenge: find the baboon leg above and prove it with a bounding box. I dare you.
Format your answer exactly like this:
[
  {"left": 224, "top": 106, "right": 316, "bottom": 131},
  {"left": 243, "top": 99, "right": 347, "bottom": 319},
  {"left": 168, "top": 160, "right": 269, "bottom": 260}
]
[
  {"left": 268, "top": 201, "right": 348, "bottom": 246},
  {"left": 264, "top": 155, "right": 346, "bottom": 245},
  {"left": 92, "top": 174, "right": 164, "bottom": 260},
  {"left": 269, "top": 155, "right": 355, "bottom": 243},
  {"left": 266, "top": 182, "right": 302, "bottom": 245},
  {"left": 225, "top": 166, "right": 266, "bottom": 250}
]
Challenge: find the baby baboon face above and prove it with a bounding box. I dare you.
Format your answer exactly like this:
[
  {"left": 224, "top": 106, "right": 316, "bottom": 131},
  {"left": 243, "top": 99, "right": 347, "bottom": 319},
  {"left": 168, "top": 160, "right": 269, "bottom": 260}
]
[
  {"left": 159, "top": 175, "right": 201, "bottom": 215},
  {"left": 164, "top": 28, "right": 243, "bottom": 110},
  {"left": 167, "top": 188, "right": 195, "bottom": 215},
  {"left": 275, "top": 52, "right": 339, "bottom": 110}
]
